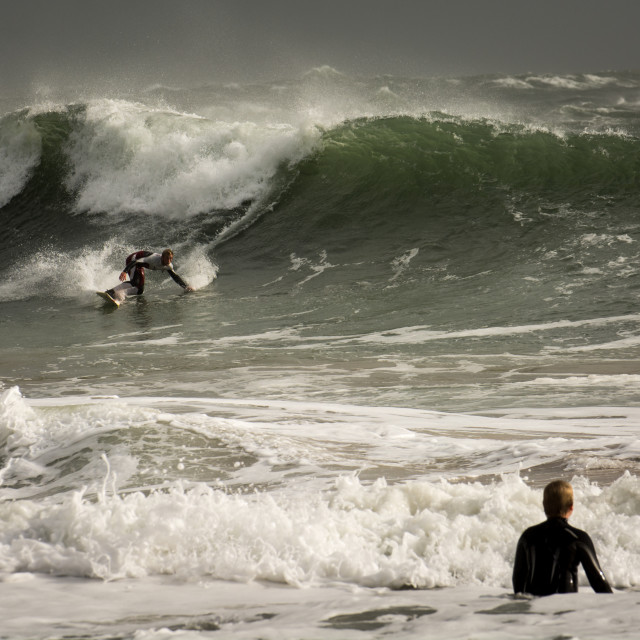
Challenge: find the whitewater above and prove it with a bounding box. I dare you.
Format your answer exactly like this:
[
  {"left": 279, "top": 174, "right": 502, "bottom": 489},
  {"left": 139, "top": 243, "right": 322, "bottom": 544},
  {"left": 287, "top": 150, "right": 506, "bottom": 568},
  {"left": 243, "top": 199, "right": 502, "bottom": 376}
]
[{"left": 2, "top": 68, "right": 640, "bottom": 639}]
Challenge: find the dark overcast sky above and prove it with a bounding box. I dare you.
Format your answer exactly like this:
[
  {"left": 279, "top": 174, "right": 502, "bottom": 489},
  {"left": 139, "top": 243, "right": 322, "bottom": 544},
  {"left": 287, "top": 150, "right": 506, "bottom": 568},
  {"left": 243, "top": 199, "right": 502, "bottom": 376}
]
[{"left": 2, "top": 0, "right": 640, "bottom": 90}]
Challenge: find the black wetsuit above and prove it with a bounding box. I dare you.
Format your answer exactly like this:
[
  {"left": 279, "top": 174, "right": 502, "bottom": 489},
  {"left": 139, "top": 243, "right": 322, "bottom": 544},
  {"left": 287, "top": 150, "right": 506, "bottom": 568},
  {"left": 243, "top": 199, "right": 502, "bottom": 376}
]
[
  {"left": 121, "top": 251, "right": 188, "bottom": 294},
  {"left": 106, "top": 251, "right": 189, "bottom": 300},
  {"left": 512, "top": 516, "right": 612, "bottom": 595}
]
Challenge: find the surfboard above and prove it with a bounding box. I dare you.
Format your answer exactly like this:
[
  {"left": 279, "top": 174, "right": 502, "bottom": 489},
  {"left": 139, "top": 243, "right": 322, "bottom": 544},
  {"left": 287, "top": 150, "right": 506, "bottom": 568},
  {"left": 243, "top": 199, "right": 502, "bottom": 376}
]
[{"left": 96, "top": 291, "right": 120, "bottom": 307}]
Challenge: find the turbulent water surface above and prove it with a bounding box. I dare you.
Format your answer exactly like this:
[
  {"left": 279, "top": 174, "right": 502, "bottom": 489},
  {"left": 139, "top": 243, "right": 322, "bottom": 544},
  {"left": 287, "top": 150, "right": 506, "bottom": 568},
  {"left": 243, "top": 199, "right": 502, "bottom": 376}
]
[{"left": 2, "top": 68, "right": 640, "bottom": 639}]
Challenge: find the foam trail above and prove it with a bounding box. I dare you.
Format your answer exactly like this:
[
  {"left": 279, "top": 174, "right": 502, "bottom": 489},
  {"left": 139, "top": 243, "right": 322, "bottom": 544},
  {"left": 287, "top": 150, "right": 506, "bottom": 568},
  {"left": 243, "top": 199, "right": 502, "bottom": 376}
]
[{"left": 346, "top": 314, "right": 640, "bottom": 345}]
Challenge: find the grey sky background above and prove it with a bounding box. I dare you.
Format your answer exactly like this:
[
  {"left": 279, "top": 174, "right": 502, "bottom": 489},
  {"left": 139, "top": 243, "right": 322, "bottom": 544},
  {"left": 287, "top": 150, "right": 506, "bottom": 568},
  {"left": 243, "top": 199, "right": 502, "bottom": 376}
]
[{"left": 2, "top": 0, "right": 639, "bottom": 92}]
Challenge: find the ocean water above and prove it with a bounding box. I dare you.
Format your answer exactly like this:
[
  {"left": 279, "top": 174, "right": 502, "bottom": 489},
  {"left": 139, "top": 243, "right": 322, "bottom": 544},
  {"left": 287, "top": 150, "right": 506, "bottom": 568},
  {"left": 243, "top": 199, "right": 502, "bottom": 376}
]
[{"left": 2, "top": 67, "right": 640, "bottom": 639}]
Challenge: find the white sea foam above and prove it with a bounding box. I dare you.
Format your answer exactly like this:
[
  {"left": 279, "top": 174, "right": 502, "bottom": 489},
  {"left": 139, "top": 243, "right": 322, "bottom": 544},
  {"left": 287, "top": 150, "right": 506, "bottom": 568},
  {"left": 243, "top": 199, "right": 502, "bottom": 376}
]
[
  {"left": 567, "top": 336, "right": 640, "bottom": 352},
  {"left": 289, "top": 250, "right": 336, "bottom": 287},
  {"left": 7, "top": 573, "right": 640, "bottom": 640},
  {"left": 341, "top": 313, "right": 640, "bottom": 346},
  {"left": 489, "top": 77, "right": 536, "bottom": 90},
  {"left": 139, "top": 313, "right": 640, "bottom": 353},
  {"left": 64, "top": 99, "right": 321, "bottom": 218},
  {"left": 1, "top": 461, "right": 638, "bottom": 590},
  {"left": 580, "top": 233, "right": 634, "bottom": 247},
  {"left": 523, "top": 74, "right": 620, "bottom": 90},
  {"left": 0, "top": 391, "right": 638, "bottom": 590},
  {"left": 390, "top": 248, "right": 419, "bottom": 283},
  {"left": 520, "top": 374, "right": 640, "bottom": 387}
]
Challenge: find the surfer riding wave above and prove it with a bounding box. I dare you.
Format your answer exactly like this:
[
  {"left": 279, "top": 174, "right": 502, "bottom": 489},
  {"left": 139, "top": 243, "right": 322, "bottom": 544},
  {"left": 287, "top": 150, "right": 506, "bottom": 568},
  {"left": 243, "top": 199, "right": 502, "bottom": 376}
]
[{"left": 105, "top": 249, "right": 194, "bottom": 302}]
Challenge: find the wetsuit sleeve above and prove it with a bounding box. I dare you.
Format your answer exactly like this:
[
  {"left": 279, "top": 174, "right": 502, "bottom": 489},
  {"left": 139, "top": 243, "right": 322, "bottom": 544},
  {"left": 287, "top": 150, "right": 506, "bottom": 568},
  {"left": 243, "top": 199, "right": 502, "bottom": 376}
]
[
  {"left": 124, "top": 260, "right": 151, "bottom": 276},
  {"left": 167, "top": 269, "right": 189, "bottom": 289},
  {"left": 123, "top": 251, "right": 153, "bottom": 276},
  {"left": 512, "top": 535, "right": 529, "bottom": 594},
  {"left": 578, "top": 533, "right": 613, "bottom": 593}
]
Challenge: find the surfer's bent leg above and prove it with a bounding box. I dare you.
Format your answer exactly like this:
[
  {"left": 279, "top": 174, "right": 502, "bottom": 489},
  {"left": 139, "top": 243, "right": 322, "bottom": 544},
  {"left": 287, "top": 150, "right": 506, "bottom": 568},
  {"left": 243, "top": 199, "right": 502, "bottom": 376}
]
[
  {"left": 108, "top": 266, "right": 146, "bottom": 301},
  {"left": 109, "top": 282, "right": 139, "bottom": 301},
  {"left": 130, "top": 266, "right": 145, "bottom": 294}
]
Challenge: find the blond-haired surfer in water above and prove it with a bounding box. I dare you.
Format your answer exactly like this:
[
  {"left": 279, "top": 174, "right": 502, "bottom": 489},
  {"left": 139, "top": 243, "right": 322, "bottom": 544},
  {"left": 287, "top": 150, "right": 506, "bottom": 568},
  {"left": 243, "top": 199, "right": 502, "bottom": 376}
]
[
  {"left": 512, "top": 480, "right": 612, "bottom": 596},
  {"left": 105, "top": 249, "right": 194, "bottom": 301}
]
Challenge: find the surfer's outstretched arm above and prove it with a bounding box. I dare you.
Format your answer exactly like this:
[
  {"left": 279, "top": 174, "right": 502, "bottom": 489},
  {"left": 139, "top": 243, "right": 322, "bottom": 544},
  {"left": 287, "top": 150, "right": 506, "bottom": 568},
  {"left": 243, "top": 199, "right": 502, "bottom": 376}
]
[{"left": 168, "top": 269, "right": 194, "bottom": 291}]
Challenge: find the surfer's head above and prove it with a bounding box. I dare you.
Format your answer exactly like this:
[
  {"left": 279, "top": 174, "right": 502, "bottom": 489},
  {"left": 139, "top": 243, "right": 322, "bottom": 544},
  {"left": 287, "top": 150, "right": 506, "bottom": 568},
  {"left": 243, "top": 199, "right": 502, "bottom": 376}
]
[
  {"left": 162, "top": 249, "right": 174, "bottom": 266},
  {"left": 543, "top": 480, "right": 574, "bottom": 518}
]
